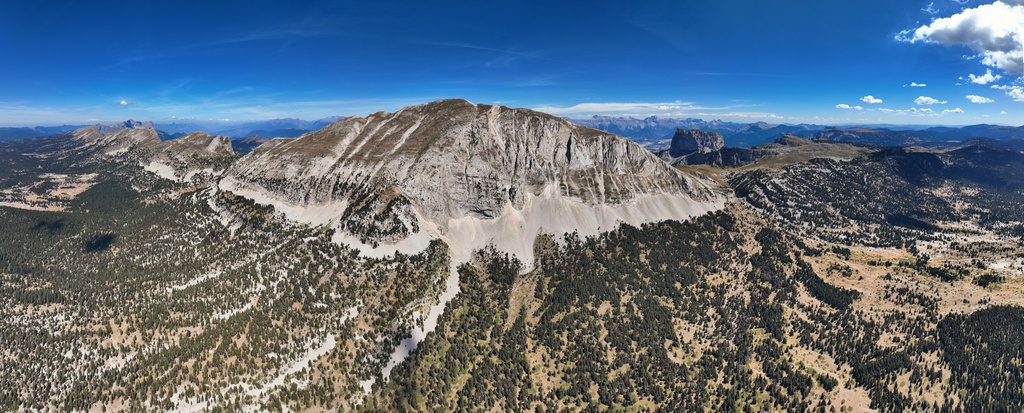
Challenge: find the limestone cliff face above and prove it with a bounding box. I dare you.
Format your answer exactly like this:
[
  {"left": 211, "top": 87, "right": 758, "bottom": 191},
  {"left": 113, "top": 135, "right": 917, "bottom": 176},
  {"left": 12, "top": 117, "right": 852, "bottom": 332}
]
[
  {"left": 221, "top": 99, "right": 724, "bottom": 250},
  {"left": 669, "top": 129, "right": 725, "bottom": 157},
  {"left": 142, "top": 132, "right": 236, "bottom": 181}
]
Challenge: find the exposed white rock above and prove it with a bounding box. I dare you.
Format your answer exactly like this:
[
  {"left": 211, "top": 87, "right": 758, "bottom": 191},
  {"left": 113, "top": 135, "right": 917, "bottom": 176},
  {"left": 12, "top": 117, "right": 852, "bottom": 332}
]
[
  {"left": 70, "top": 125, "right": 236, "bottom": 183},
  {"left": 140, "top": 132, "right": 235, "bottom": 182},
  {"left": 221, "top": 98, "right": 723, "bottom": 254},
  {"left": 217, "top": 99, "right": 728, "bottom": 389}
]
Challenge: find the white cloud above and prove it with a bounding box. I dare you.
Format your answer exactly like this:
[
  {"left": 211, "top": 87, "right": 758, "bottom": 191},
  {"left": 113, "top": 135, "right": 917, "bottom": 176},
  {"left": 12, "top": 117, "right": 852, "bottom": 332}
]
[
  {"left": 1002, "top": 111, "right": 1009, "bottom": 114},
  {"left": 969, "top": 69, "right": 1003, "bottom": 84},
  {"left": 532, "top": 101, "right": 695, "bottom": 115},
  {"left": 965, "top": 94, "right": 995, "bottom": 103},
  {"left": 914, "top": 96, "right": 948, "bottom": 105},
  {"left": 992, "top": 85, "right": 1024, "bottom": 101},
  {"left": 886, "top": 107, "right": 939, "bottom": 116},
  {"left": 878, "top": 108, "right": 895, "bottom": 113},
  {"left": 899, "top": 1, "right": 1024, "bottom": 74},
  {"left": 691, "top": 111, "right": 787, "bottom": 120},
  {"left": 835, "top": 103, "right": 865, "bottom": 110},
  {"left": 861, "top": 95, "right": 884, "bottom": 104},
  {"left": 910, "top": 82, "right": 927, "bottom": 87},
  {"left": 119, "top": 100, "right": 128, "bottom": 106},
  {"left": 943, "top": 108, "right": 965, "bottom": 114},
  {"left": 922, "top": 2, "right": 940, "bottom": 14}
]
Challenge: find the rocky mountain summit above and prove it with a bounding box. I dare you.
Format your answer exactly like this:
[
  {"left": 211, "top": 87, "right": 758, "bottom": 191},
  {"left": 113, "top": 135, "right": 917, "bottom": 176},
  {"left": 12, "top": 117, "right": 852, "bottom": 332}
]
[
  {"left": 142, "top": 132, "right": 236, "bottom": 181},
  {"left": 221, "top": 99, "right": 724, "bottom": 264},
  {"left": 91, "top": 119, "right": 155, "bottom": 136},
  {"left": 669, "top": 128, "right": 726, "bottom": 157},
  {"left": 71, "top": 124, "right": 236, "bottom": 182},
  {"left": 71, "top": 124, "right": 162, "bottom": 155}
]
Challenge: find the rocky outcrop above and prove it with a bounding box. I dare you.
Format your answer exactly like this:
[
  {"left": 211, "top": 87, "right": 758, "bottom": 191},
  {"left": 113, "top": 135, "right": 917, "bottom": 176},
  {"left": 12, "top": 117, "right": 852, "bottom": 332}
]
[
  {"left": 91, "top": 119, "right": 155, "bottom": 136},
  {"left": 70, "top": 125, "right": 236, "bottom": 182},
  {"left": 142, "top": 132, "right": 236, "bottom": 182},
  {"left": 233, "top": 135, "right": 274, "bottom": 155},
  {"left": 677, "top": 147, "right": 764, "bottom": 167},
  {"left": 221, "top": 99, "right": 725, "bottom": 263},
  {"left": 71, "top": 125, "right": 162, "bottom": 156},
  {"left": 669, "top": 129, "right": 725, "bottom": 157}
]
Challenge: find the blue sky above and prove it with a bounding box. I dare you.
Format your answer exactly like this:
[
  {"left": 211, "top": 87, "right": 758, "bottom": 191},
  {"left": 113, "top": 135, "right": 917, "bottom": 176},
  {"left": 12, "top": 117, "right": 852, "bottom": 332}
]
[{"left": 0, "top": 0, "right": 1020, "bottom": 126}]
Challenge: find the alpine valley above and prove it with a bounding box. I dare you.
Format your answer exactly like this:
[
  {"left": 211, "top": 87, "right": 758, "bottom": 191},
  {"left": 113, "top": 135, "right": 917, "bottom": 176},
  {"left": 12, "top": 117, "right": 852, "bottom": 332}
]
[{"left": 3, "top": 99, "right": 1024, "bottom": 413}]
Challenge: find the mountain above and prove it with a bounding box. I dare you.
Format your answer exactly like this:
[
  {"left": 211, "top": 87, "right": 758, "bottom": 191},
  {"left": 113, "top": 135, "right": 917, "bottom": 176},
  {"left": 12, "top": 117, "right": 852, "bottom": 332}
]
[
  {"left": 728, "top": 123, "right": 825, "bottom": 147},
  {"left": 578, "top": 117, "right": 1024, "bottom": 149},
  {"left": 91, "top": 119, "right": 154, "bottom": 136},
  {"left": 0, "top": 125, "right": 84, "bottom": 140},
  {"left": 955, "top": 137, "right": 1024, "bottom": 152},
  {"left": 231, "top": 135, "right": 274, "bottom": 154},
  {"left": 577, "top": 116, "right": 828, "bottom": 148},
  {"left": 209, "top": 117, "right": 343, "bottom": 138},
  {"left": 222, "top": 99, "right": 722, "bottom": 264},
  {"left": 0, "top": 120, "right": 156, "bottom": 141},
  {"left": 668, "top": 128, "right": 725, "bottom": 157},
  {"left": 575, "top": 116, "right": 745, "bottom": 150},
  {"left": 5, "top": 100, "right": 1024, "bottom": 412},
  {"left": 141, "top": 132, "right": 236, "bottom": 182},
  {"left": 922, "top": 124, "right": 1024, "bottom": 141},
  {"left": 71, "top": 124, "right": 236, "bottom": 182},
  {"left": 151, "top": 122, "right": 211, "bottom": 135}
]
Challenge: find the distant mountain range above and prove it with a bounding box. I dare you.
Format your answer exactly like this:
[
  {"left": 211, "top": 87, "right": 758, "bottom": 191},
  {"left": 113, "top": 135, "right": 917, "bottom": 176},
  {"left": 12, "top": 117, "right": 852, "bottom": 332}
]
[
  {"left": 5, "top": 99, "right": 1024, "bottom": 412},
  {"left": 0, "top": 117, "right": 343, "bottom": 141},
  {"left": 4, "top": 115, "right": 1023, "bottom": 154},
  {"left": 156, "top": 117, "right": 342, "bottom": 138},
  {"left": 574, "top": 115, "right": 1024, "bottom": 149},
  {"left": 574, "top": 116, "right": 828, "bottom": 148}
]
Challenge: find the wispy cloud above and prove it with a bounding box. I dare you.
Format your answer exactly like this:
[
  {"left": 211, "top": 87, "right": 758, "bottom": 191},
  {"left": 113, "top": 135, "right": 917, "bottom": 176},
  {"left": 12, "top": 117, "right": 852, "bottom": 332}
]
[
  {"left": 415, "top": 40, "right": 557, "bottom": 67},
  {"left": 691, "top": 111, "right": 787, "bottom": 120},
  {"left": 914, "top": 96, "right": 947, "bottom": 105},
  {"left": 184, "top": 26, "right": 344, "bottom": 51},
  {"left": 965, "top": 94, "right": 994, "bottom": 103},
  {"left": 533, "top": 101, "right": 697, "bottom": 115},
  {"left": 111, "top": 25, "right": 345, "bottom": 69},
  {"left": 992, "top": 84, "right": 1024, "bottom": 101},
  {"left": 0, "top": 101, "right": 114, "bottom": 126},
  {"left": 531, "top": 101, "right": 785, "bottom": 121},
  {"left": 876, "top": 106, "right": 968, "bottom": 117}
]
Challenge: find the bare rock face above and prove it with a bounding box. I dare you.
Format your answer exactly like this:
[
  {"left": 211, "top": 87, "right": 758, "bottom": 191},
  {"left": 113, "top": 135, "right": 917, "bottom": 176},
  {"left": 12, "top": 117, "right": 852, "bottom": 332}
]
[
  {"left": 70, "top": 125, "right": 236, "bottom": 182},
  {"left": 71, "top": 125, "right": 162, "bottom": 156},
  {"left": 221, "top": 99, "right": 724, "bottom": 259},
  {"left": 669, "top": 129, "right": 725, "bottom": 157},
  {"left": 87, "top": 119, "right": 156, "bottom": 136},
  {"left": 142, "top": 132, "right": 236, "bottom": 182}
]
